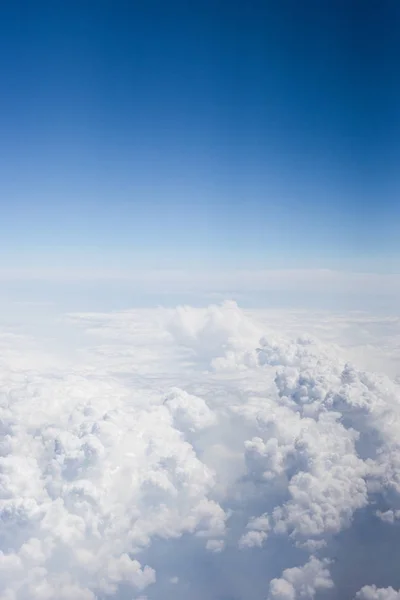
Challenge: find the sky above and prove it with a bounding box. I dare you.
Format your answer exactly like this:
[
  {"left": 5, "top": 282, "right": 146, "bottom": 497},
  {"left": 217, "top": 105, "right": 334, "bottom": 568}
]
[
  {"left": 3, "top": 5, "right": 400, "bottom": 599},
  {"left": 1, "top": 0, "right": 400, "bottom": 278}
]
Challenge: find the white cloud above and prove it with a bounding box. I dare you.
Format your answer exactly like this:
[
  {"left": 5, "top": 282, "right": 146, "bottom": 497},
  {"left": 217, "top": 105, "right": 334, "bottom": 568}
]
[
  {"left": 1, "top": 301, "right": 400, "bottom": 599},
  {"left": 268, "top": 557, "right": 333, "bottom": 600},
  {"left": 355, "top": 586, "right": 400, "bottom": 599},
  {"left": 205, "top": 539, "right": 225, "bottom": 552},
  {"left": 163, "top": 387, "right": 218, "bottom": 431}
]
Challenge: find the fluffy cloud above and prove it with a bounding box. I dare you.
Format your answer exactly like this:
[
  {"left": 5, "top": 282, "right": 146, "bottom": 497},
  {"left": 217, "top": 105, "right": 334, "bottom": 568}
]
[
  {"left": 0, "top": 368, "right": 226, "bottom": 598},
  {"left": 268, "top": 557, "right": 333, "bottom": 600},
  {"left": 355, "top": 586, "right": 400, "bottom": 600},
  {"left": 1, "top": 301, "right": 400, "bottom": 599},
  {"left": 163, "top": 387, "right": 218, "bottom": 431}
]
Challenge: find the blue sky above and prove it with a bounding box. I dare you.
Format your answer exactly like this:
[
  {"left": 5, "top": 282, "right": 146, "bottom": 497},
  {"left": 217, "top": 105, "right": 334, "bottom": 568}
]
[{"left": 1, "top": 1, "right": 400, "bottom": 276}]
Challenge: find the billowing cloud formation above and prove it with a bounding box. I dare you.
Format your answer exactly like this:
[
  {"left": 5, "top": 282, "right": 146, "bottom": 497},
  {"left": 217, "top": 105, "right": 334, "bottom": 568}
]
[
  {"left": 268, "top": 557, "right": 333, "bottom": 599},
  {"left": 1, "top": 301, "right": 400, "bottom": 599}
]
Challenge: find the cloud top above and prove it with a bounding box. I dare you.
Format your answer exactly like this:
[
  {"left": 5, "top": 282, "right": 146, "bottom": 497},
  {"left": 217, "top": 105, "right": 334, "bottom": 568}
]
[{"left": 1, "top": 301, "right": 400, "bottom": 599}]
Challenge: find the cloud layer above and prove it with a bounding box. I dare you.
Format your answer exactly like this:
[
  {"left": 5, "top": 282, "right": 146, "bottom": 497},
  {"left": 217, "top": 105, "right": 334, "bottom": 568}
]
[{"left": 1, "top": 301, "right": 400, "bottom": 599}]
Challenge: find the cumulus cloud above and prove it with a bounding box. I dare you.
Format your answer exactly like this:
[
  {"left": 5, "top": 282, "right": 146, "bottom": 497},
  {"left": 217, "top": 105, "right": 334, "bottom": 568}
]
[
  {"left": 1, "top": 300, "right": 400, "bottom": 599},
  {"left": 355, "top": 586, "right": 400, "bottom": 600},
  {"left": 268, "top": 557, "right": 333, "bottom": 600},
  {"left": 163, "top": 387, "right": 218, "bottom": 431}
]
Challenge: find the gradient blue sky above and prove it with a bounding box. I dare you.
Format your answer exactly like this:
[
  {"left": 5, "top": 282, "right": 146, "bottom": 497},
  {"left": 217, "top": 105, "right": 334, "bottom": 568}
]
[{"left": 1, "top": 0, "right": 400, "bottom": 275}]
